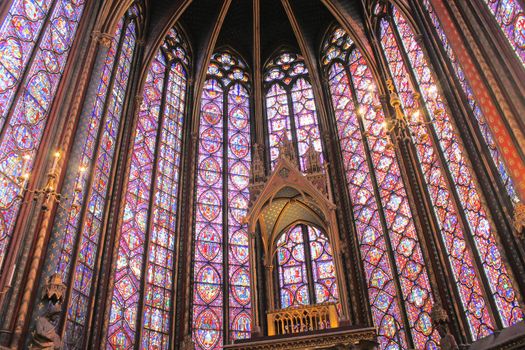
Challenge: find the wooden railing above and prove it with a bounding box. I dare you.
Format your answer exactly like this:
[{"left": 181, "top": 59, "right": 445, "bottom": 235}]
[{"left": 267, "top": 303, "right": 339, "bottom": 336}]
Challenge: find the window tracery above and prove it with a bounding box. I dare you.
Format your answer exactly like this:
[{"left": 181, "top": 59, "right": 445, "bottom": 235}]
[
  {"left": 106, "top": 27, "right": 189, "bottom": 350},
  {"left": 379, "top": 5, "right": 523, "bottom": 340},
  {"left": 322, "top": 26, "right": 438, "bottom": 349},
  {"left": 264, "top": 52, "right": 323, "bottom": 170},
  {"left": 192, "top": 51, "right": 252, "bottom": 350}
]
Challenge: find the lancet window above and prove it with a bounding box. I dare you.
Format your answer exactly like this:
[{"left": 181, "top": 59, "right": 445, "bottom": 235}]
[
  {"left": 264, "top": 52, "right": 323, "bottom": 169},
  {"left": 378, "top": 4, "right": 523, "bottom": 341},
  {"left": 322, "top": 26, "right": 438, "bottom": 349},
  {"left": 106, "top": 27, "right": 190, "bottom": 350},
  {"left": 191, "top": 51, "right": 252, "bottom": 350}
]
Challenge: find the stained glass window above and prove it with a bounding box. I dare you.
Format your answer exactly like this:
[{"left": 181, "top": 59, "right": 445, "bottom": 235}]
[
  {"left": 276, "top": 224, "right": 338, "bottom": 309},
  {"left": 0, "top": 0, "right": 87, "bottom": 270},
  {"left": 422, "top": 0, "right": 518, "bottom": 204},
  {"left": 322, "top": 27, "right": 437, "bottom": 349},
  {"left": 482, "top": 0, "right": 525, "bottom": 67},
  {"left": 106, "top": 27, "right": 189, "bottom": 350},
  {"left": 192, "top": 51, "right": 252, "bottom": 350},
  {"left": 379, "top": 5, "right": 523, "bottom": 340},
  {"left": 43, "top": 7, "right": 140, "bottom": 349},
  {"left": 264, "top": 53, "right": 322, "bottom": 169}
]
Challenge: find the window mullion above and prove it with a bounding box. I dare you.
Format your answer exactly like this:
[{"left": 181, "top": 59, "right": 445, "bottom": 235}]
[
  {"left": 222, "top": 83, "right": 230, "bottom": 344},
  {"left": 301, "top": 225, "right": 316, "bottom": 304},
  {"left": 134, "top": 60, "right": 172, "bottom": 346}
]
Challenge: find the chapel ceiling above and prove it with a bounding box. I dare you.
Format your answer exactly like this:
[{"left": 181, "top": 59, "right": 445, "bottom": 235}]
[{"left": 144, "top": 0, "right": 367, "bottom": 72}]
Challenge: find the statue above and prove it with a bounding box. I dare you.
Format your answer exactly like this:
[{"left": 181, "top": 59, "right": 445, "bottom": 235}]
[
  {"left": 30, "top": 274, "right": 66, "bottom": 350},
  {"left": 431, "top": 303, "right": 458, "bottom": 350}
]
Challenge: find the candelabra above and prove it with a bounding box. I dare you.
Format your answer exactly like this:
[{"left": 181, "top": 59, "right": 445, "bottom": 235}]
[
  {"left": 359, "top": 79, "right": 444, "bottom": 150},
  {"left": 6, "top": 151, "right": 71, "bottom": 211}
]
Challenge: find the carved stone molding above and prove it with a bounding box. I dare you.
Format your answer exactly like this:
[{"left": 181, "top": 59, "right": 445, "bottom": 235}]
[
  {"left": 514, "top": 202, "right": 525, "bottom": 240},
  {"left": 91, "top": 31, "right": 113, "bottom": 47}
]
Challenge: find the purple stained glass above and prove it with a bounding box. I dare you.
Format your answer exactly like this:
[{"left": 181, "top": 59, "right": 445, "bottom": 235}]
[
  {"left": 107, "top": 27, "right": 190, "bottom": 350},
  {"left": 107, "top": 51, "right": 166, "bottom": 350},
  {"left": 422, "top": 0, "right": 518, "bottom": 204},
  {"left": 380, "top": 15, "right": 494, "bottom": 339},
  {"left": 276, "top": 225, "right": 339, "bottom": 309},
  {"left": 61, "top": 15, "right": 137, "bottom": 349},
  {"left": 0, "top": 0, "right": 53, "bottom": 131},
  {"left": 227, "top": 83, "right": 251, "bottom": 342},
  {"left": 277, "top": 225, "right": 310, "bottom": 308},
  {"left": 291, "top": 78, "right": 322, "bottom": 169},
  {"left": 192, "top": 51, "right": 252, "bottom": 350},
  {"left": 324, "top": 26, "right": 439, "bottom": 347},
  {"left": 264, "top": 53, "right": 323, "bottom": 170},
  {"left": 141, "top": 57, "right": 187, "bottom": 350},
  {"left": 483, "top": 0, "right": 525, "bottom": 66},
  {"left": 327, "top": 61, "right": 407, "bottom": 349},
  {"left": 0, "top": 0, "right": 86, "bottom": 270},
  {"left": 307, "top": 227, "right": 338, "bottom": 305},
  {"left": 391, "top": 7, "right": 523, "bottom": 329},
  {"left": 266, "top": 84, "right": 292, "bottom": 166}
]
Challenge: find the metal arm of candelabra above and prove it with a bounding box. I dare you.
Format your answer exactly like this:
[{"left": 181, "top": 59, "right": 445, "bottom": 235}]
[
  {"left": 4, "top": 151, "right": 72, "bottom": 211},
  {"left": 360, "top": 79, "right": 444, "bottom": 150}
]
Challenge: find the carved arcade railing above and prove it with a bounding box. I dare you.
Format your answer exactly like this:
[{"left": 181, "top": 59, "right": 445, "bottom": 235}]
[{"left": 267, "top": 303, "right": 339, "bottom": 336}]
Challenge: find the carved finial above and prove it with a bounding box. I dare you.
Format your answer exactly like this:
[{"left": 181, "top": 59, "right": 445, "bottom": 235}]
[
  {"left": 305, "top": 140, "right": 322, "bottom": 174},
  {"left": 514, "top": 202, "right": 525, "bottom": 239},
  {"left": 278, "top": 132, "right": 297, "bottom": 166},
  {"left": 251, "top": 143, "right": 265, "bottom": 184}
]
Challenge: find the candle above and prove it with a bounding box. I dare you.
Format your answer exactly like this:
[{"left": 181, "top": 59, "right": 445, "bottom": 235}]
[
  {"left": 20, "top": 154, "right": 30, "bottom": 177},
  {"left": 20, "top": 173, "right": 29, "bottom": 190},
  {"left": 7, "top": 264, "right": 16, "bottom": 286},
  {"left": 50, "top": 151, "right": 61, "bottom": 174}
]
